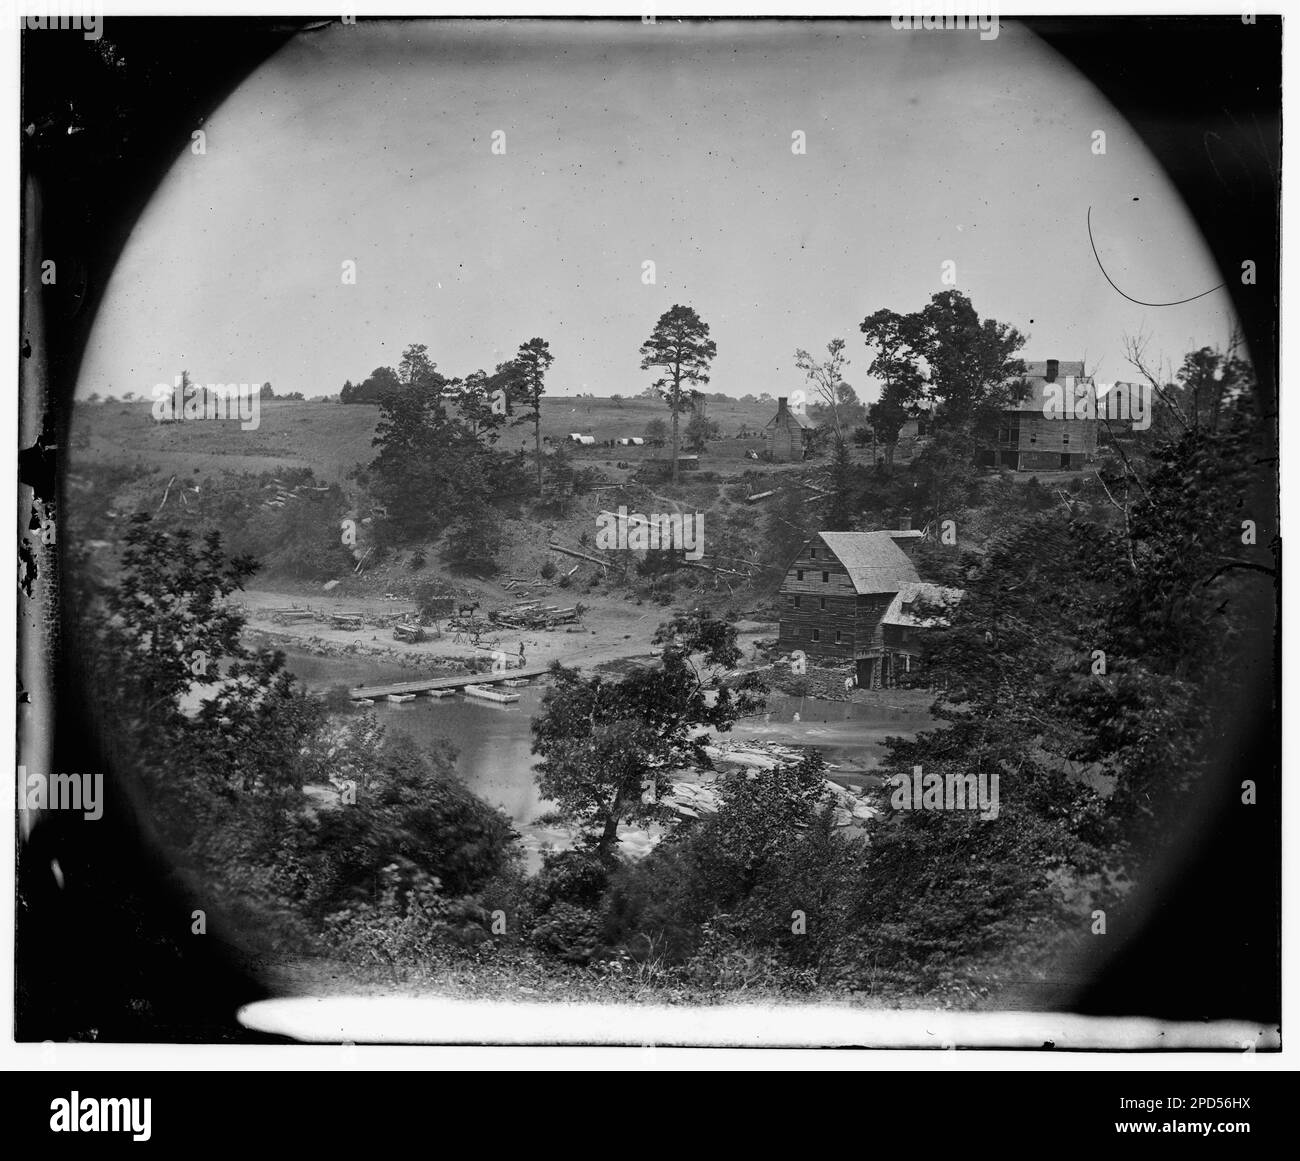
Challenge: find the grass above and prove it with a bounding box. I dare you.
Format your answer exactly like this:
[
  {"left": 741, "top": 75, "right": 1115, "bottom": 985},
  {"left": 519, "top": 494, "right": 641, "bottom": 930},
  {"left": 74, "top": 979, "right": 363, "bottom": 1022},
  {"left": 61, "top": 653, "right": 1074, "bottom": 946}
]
[{"left": 72, "top": 396, "right": 789, "bottom": 485}]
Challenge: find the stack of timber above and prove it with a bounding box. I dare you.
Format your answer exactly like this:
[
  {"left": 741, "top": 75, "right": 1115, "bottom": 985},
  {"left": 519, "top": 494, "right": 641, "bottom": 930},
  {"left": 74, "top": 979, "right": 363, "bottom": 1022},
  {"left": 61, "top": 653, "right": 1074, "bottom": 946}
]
[
  {"left": 270, "top": 607, "right": 316, "bottom": 626},
  {"left": 491, "top": 601, "right": 578, "bottom": 630}
]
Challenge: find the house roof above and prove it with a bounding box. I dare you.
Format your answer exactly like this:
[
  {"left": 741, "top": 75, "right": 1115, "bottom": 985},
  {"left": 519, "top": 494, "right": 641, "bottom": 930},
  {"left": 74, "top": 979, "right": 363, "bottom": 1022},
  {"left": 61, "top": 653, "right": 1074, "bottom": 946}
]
[
  {"left": 881, "top": 582, "right": 963, "bottom": 628},
  {"left": 814, "top": 531, "right": 921, "bottom": 595},
  {"left": 1007, "top": 361, "right": 1097, "bottom": 414},
  {"left": 765, "top": 404, "right": 816, "bottom": 430}
]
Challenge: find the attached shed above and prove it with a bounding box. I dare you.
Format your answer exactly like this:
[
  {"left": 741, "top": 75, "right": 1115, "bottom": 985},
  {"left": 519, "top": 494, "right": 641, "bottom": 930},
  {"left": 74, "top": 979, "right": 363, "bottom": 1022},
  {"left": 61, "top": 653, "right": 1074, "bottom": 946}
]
[{"left": 867, "top": 581, "right": 963, "bottom": 689}]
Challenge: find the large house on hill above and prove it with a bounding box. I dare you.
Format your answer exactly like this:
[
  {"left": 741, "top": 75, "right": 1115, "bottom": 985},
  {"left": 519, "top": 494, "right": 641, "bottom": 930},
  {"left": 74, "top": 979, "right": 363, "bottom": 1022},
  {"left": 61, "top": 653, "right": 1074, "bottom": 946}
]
[
  {"left": 987, "top": 358, "right": 1099, "bottom": 471},
  {"left": 778, "top": 528, "right": 960, "bottom": 688}
]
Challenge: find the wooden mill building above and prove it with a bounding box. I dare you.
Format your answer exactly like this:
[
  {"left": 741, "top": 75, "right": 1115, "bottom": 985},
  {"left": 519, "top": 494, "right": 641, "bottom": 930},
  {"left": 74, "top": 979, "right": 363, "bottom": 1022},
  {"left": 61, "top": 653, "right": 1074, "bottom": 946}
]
[
  {"left": 778, "top": 528, "right": 961, "bottom": 688},
  {"left": 764, "top": 396, "right": 817, "bottom": 462}
]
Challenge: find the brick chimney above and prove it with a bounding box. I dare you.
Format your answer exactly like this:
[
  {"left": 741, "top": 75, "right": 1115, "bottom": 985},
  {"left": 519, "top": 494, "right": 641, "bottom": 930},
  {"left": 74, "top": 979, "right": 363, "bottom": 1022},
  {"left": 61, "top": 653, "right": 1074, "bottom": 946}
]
[
  {"left": 776, "top": 397, "right": 789, "bottom": 418},
  {"left": 1045, "top": 358, "right": 1059, "bottom": 383}
]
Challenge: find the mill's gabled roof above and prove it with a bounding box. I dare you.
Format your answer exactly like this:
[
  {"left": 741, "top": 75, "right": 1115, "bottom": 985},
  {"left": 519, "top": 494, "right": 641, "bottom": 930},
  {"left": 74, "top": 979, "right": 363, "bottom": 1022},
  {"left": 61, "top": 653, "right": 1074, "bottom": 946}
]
[{"left": 812, "top": 531, "right": 921, "bottom": 595}]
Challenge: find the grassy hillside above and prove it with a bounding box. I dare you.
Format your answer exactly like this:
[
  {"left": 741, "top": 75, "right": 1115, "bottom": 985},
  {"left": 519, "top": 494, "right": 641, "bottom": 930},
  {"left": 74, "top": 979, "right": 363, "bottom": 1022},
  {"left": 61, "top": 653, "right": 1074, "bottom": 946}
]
[
  {"left": 67, "top": 396, "right": 846, "bottom": 621},
  {"left": 70, "top": 396, "right": 788, "bottom": 486}
]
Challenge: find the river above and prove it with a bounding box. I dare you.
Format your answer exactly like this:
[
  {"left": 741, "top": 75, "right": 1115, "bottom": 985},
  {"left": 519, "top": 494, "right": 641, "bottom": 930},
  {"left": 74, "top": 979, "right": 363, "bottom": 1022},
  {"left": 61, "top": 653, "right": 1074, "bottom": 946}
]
[{"left": 278, "top": 648, "right": 937, "bottom": 854}]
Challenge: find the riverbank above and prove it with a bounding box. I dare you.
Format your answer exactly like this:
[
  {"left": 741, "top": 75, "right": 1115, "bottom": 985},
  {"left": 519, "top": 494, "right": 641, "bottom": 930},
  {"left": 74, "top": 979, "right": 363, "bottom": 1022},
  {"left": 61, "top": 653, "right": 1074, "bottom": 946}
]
[{"left": 248, "top": 589, "right": 939, "bottom": 872}]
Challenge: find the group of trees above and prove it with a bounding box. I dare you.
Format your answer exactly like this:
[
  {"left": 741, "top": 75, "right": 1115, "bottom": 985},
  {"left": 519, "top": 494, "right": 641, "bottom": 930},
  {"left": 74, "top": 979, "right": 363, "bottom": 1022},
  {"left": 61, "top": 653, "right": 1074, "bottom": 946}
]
[
  {"left": 781, "top": 292, "right": 1026, "bottom": 483},
  {"left": 258, "top": 382, "right": 305, "bottom": 401},
  {"left": 69, "top": 516, "right": 519, "bottom": 974},
  {"left": 345, "top": 305, "right": 721, "bottom": 508},
  {"left": 859, "top": 290, "right": 1027, "bottom": 462},
  {"left": 360, "top": 338, "right": 556, "bottom": 572}
]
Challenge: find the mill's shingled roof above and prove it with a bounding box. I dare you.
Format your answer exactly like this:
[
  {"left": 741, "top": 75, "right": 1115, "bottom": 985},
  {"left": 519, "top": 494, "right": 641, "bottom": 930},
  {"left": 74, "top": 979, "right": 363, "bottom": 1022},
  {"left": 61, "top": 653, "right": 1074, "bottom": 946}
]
[{"left": 815, "top": 531, "right": 921, "bottom": 595}]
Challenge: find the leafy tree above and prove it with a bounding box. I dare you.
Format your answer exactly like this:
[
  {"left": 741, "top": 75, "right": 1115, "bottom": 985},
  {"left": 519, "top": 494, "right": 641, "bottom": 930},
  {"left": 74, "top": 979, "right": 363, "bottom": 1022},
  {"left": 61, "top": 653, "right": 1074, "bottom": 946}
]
[
  {"left": 599, "top": 750, "right": 834, "bottom": 969},
  {"left": 368, "top": 388, "right": 480, "bottom": 540},
  {"left": 513, "top": 338, "right": 554, "bottom": 497},
  {"left": 690, "top": 752, "right": 830, "bottom": 907},
  {"left": 77, "top": 515, "right": 322, "bottom": 858},
  {"left": 867, "top": 381, "right": 910, "bottom": 467},
  {"left": 342, "top": 365, "right": 402, "bottom": 404},
  {"left": 824, "top": 435, "right": 858, "bottom": 531},
  {"left": 684, "top": 409, "right": 719, "bottom": 451},
  {"left": 456, "top": 366, "right": 511, "bottom": 444},
  {"left": 861, "top": 290, "right": 1026, "bottom": 442},
  {"left": 398, "top": 343, "right": 441, "bottom": 393},
  {"left": 89, "top": 515, "right": 258, "bottom": 736},
  {"left": 644, "top": 417, "right": 668, "bottom": 445},
  {"left": 532, "top": 612, "right": 764, "bottom": 858},
  {"left": 640, "top": 305, "right": 717, "bottom": 484},
  {"left": 441, "top": 465, "right": 502, "bottom": 575},
  {"left": 542, "top": 437, "right": 576, "bottom": 515}
]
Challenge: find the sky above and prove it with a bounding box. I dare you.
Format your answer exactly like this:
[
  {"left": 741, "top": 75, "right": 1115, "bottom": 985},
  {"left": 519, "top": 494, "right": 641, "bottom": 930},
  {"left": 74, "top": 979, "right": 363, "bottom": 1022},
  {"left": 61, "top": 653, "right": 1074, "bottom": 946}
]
[{"left": 78, "top": 18, "right": 1239, "bottom": 403}]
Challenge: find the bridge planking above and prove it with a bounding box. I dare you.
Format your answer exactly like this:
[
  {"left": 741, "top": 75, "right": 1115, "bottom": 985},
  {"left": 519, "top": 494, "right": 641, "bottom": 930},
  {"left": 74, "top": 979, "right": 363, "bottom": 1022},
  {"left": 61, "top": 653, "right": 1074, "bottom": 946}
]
[{"left": 349, "top": 666, "right": 552, "bottom": 700}]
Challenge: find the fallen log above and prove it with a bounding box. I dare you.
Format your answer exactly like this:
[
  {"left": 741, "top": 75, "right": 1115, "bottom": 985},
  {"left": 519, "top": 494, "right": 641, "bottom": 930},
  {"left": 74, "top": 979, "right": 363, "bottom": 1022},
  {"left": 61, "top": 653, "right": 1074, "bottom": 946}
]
[{"left": 547, "top": 542, "right": 609, "bottom": 571}]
